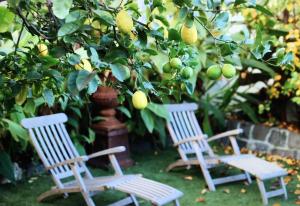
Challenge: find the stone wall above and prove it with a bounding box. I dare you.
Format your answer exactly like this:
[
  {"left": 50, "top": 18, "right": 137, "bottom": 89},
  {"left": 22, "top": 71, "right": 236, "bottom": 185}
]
[{"left": 227, "top": 120, "right": 300, "bottom": 160}]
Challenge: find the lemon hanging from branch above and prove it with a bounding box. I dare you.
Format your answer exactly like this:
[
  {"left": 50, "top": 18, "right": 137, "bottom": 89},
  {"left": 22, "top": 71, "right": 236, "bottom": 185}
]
[
  {"left": 37, "top": 44, "right": 48, "bottom": 56},
  {"left": 181, "top": 23, "right": 198, "bottom": 44},
  {"left": 75, "top": 59, "right": 93, "bottom": 72},
  {"left": 132, "top": 91, "right": 148, "bottom": 110},
  {"left": 116, "top": 10, "right": 133, "bottom": 34}
]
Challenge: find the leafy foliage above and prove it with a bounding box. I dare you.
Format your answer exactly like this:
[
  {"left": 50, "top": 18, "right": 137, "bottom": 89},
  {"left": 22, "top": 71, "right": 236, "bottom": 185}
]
[{"left": 0, "top": 0, "right": 291, "bottom": 178}]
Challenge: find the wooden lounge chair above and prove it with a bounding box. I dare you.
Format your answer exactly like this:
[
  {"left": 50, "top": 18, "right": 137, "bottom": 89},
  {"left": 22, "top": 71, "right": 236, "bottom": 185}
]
[
  {"left": 165, "top": 103, "right": 288, "bottom": 205},
  {"left": 21, "top": 113, "right": 183, "bottom": 206}
]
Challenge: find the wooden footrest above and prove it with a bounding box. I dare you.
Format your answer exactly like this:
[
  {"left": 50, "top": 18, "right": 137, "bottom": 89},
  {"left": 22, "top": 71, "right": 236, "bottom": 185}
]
[
  {"left": 106, "top": 176, "right": 183, "bottom": 206},
  {"left": 220, "top": 154, "right": 288, "bottom": 205}
]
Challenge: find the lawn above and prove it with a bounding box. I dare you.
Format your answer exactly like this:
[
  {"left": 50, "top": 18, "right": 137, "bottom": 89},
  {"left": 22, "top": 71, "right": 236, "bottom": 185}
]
[{"left": 0, "top": 149, "right": 298, "bottom": 206}]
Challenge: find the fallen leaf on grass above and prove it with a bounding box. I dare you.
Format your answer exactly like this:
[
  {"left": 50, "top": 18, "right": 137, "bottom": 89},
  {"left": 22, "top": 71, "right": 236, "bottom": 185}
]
[
  {"left": 288, "top": 169, "right": 298, "bottom": 175},
  {"left": 195, "top": 197, "right": 205, "bottom": 203},
  {"left": 272, "top": 203, "right": 281, "bottom": 206},
  {"left": 296, "top": 200, "right": 300, "bottom": 205},
  {"left": 223, "top": 188, "right": 230, "bottom": 194},
  {"left": 284, "top": 176, "right": 292, "bottom": 184},
  {"left": 240, "top": 188, "right": 247, "bottom": 193},
  {"left": 184, "top": 176, "right": 193, "bottom": 181},
  {"left": 201, "top": 189, "right": 208, "bottom": 194}
]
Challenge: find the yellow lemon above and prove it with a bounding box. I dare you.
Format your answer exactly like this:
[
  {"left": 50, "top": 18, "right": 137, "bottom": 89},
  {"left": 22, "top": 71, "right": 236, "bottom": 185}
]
[
  {"left": 84, "top": 18, "right": 93, "bottom": 25},
  {"left": 37, "top": 44, "right": 48, "bottom": 56},
  {"left": 91, "top": 20, "right": 101, "bottom": 30},
  {"left": 181, "top": 23, "right": 197, "bottom": 44},
  {"left": 132, "top": 91, "right": 148, "bottom": 110},
  {"left": 116, "top": 10, "right": 133, "bottom": 34},
  {"left": 75, "top": 59, "right": 93, "bottom": 72}
]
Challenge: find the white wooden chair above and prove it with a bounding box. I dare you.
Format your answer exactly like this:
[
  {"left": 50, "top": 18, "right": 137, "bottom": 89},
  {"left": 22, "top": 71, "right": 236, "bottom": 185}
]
[
  {"left": 21, "top": 113, "right": 183, "bottom": 206},
  {"left": 165, "top": 103, "right": 288, "bottom": 205}
]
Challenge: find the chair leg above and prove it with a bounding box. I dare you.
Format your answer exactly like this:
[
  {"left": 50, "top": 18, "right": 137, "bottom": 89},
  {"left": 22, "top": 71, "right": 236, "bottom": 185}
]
[
  {"left": 81, "top": 192, "right": 96, "bottom": 206},
  {"left": 130, "top": 194, "right": 139, "bottom": 206},
  {"left": 245, "top": 171, "right": 252, "bottom": 184},
  {"left": 279, "top": 177, "right": 288, "bottom": 200},
  {"left": 191, "top": 142, "right": 216, "bottom": 191},
  {"left": 173, "top": 199, "right": 180, "bottom": 206},
  {"left": 256, "top": 178, "right": 268, "bottom": 205}
]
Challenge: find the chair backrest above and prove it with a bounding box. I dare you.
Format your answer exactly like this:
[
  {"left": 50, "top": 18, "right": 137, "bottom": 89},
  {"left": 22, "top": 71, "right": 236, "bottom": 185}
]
[
  {"left": 21, "top": 113, "right": 91, "bottom": 186},
  {"left": 165, "top": 103, "right": 213, "bottom": 158}
]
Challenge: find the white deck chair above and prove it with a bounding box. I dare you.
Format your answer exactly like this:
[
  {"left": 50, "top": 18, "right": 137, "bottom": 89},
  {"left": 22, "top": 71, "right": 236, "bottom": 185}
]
[
  {"left": 166, "top": 103, "right": 288, "bottom": 205},
  {"left": 21, "top": 113, "right": 183, "bottom": 206},
  {"left": 165, "top": 103, "right": 252, "bottom": 191}
]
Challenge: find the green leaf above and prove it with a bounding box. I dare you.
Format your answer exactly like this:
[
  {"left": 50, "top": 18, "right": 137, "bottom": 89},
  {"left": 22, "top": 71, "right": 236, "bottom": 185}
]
[
  {"left": 93, "top": 10, "right": 114, "bottom": 25},
  {"left": 58, "top": 22, "right": 81, "bottom": 37},
  {"left": 76, "top": 70, "right": 97, "bottom": 91},
  {"left": 0, "top": 151, "right": 15, "bottom": 182},
  {"left": 23, "top": 98, "right": 36, "bottom": 115},
  {"left": 153, "top": 117, "right": 167, "bottom": 147},
  {"left": 74, "top": 141, "right": 86, "bottom": 155},
  {"left": 147, "top": 103, "right": 170, "bottom": 121},
  {"left": 154, "top": 15, "right": 169, "bottom": 26},
  {"left": 239, "top": 102, "right": 259, "bottom": 123},
  {"left": 143, "top": 48, "right": 158, "bottom": 55},
  {"left": 43, "top": 89, "right": 55, "bottom": 107},
  {"left": 168, "top": 28, "right": 181, "bottom": 41},
  {"left": 253, "top": 5, "right": 273, "bottom": 17},
  {"left": 65, "top": 10, "right": 87, "bottom": 23},
  {"left": 214, "top": 12, "right": 229, "bottom": 29},
  {"left": 141, "top": 109, "right": 155, "bottom": 133},
  {"left": 0, "top": 7, "right": 15, "bottom": 33},
  {"left": 68, "top": 53, "right": 81, "bottom": 65},
  {"left": 241, "top": 58, "right": 275, "bottom": 77},
  {"left": 53, "top": 0, "right": 73, "bottom": 19},
  {"left": 234, "top": 0, "right": 247, "bottom": 6},
  {"left": 202, "top": 103, "right": 213, "bottom": 136},
  {"left": 179, "top": 7, "right": 188, "bottom": 20},
  {"left": 88, "top": 76, "right": 100, "bottom": 94},
  {"left": 68, "top": 71, "right": 79, "bottom": 95},
  {"left": 117, "top": 106, "right": 132, "bottom": 118},
  {"left": 90, "top": 47, "right": 102, "bottom": 68},
  {"left": 3, "top": 118, "right": 28, "bottom": 142},
  {"left": 110, "top": 64, "right": 130, "bottom": 82}
]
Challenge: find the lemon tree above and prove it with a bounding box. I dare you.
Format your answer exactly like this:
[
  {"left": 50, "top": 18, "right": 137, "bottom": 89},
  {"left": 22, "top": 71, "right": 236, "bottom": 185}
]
[{"left": 0, "top": 0, "right": 293, "bottom": 180}]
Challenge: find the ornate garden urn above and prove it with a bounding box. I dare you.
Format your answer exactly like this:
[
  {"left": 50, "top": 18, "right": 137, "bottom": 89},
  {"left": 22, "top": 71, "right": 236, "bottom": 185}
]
[
  {"left": 88, "top": 86, "right": 133, "bottom": 168},
  {"left": 91, "top": 86, "right": 125, "bottom": 131}
]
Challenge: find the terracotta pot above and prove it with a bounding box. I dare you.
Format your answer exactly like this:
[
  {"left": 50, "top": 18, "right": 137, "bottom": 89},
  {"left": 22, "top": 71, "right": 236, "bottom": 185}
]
[{"left": 91, "top": 86, "right": 124, "bottom": 131}]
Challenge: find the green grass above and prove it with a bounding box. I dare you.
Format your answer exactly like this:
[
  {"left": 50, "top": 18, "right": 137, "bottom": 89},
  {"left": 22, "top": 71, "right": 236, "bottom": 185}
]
[{"left": 0, "top": 149, "right": 298, "bottom": 206}]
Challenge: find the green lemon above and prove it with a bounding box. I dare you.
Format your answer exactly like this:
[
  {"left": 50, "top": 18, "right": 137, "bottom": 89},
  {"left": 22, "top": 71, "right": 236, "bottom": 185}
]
[
  {"left": 222, "top": 64, "right": 236, "bottom": 79},
  {"left": 163, "top": 62, "right": 172, "bottom": 73},
  {"left": 132, "top": 91, "right": 148, "bottom": 110},
  {"left": 181, "top": 66, "right": 193, "bottom": 79},
  {"left": 170, "top": 58, "right": 182, "bottom": 70},
  {"left": 207, "top": 65, "right": 222, "bottom": 80}
]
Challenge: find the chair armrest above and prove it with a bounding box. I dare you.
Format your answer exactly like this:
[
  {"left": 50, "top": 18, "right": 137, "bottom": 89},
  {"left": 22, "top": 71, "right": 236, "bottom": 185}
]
[
  {"left": 174, "top": 135, "right": 208, "bottom": 147},
  {"left": 207, "top": 129, "right": 243, "bottom": 142},
  {"left": 87, "top": 146, "right": 126, "bottom": 159},
  {"left": 46, "top": 146, "right": 126, "bottom": 170}
]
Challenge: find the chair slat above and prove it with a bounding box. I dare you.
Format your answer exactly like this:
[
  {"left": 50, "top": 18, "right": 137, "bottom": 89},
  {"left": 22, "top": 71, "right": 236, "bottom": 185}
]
[
  {"left": 34, "top": 127, "right": 61, "bottom": 174},
  {"left": 171, "top": 112, "right": 189, "bottom": 151},
  {"left": 176, "top": 111, "right": 193, "bottom": 150},
  {"left": 43, "top": 126, "right": 70, "bottom": 173},
  {"left": 55, "top": 123, "right": 76, "bottom": 159}
]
